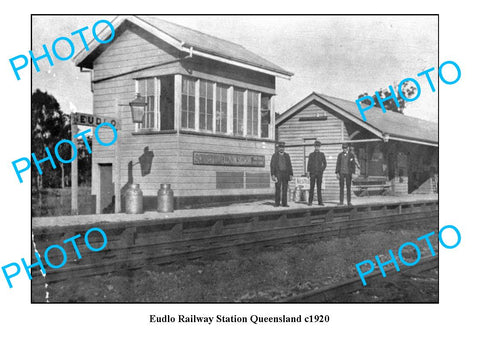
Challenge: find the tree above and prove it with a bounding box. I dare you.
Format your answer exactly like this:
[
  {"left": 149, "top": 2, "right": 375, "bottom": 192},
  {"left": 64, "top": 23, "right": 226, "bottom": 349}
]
[
  {"left": 77, "top": 135, "right": 92, "bottom": 186},
  {"left": 32, "top": 89, "right": 93, "bottom": 190},
  {"left": 358, "top": 81, "right": 417, "bottom": 114},
  {"left": 32, "top": 89, "right": 70, "bottom": 189}
]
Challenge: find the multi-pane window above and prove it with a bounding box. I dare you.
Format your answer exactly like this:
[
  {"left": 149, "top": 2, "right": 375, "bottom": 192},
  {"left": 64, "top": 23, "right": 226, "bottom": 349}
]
[
  {"left": 199, "top": 80, "right": 214, "bottom": 131},
  {"left": 216, "top": 84, "right": 228, "bottom": 133},
  {"left": 182, "top": 77, "right": 196, "bottom": 129},
  {"left": 135, "top": 76, "right": 175, "bottom": 131},
  {"left": 137, "top": 78, "right": 158, "bottom": 129},
  {"left": 247, "top": 91, "right": 259, "bottom": 136},
  {"left": 180, "top": 76, "right": 271, "bottom": 139},
  {"left": 261, "top": 94, "right": 271, "bottom": 138},
  {"left": 233, "top": 88, "right": 245, "bottom": 136}
]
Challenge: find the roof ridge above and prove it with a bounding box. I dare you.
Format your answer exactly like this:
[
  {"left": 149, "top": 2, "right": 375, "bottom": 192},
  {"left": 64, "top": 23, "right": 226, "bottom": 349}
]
[
  {"left": 317, "top": 92, "right": 438, "bottom": 125},
  {"left": 136, "top": 15, "right": 248, "bottom": 49},
  {"left": 278, "top": 92, "right": 437, "bottom": 144},
  {"left": 75, "top": 15, "right": 293, "bottom": 78}
]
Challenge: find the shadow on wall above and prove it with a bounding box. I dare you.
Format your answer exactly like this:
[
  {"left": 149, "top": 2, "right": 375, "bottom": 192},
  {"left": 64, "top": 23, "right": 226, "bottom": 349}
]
[{"left": 106, "top": 146, "right": 155, "bottom": 213}]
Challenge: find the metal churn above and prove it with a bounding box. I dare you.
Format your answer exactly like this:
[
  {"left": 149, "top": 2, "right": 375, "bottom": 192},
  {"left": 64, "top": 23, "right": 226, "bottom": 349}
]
[
  {"left": 125, "top": 184, "right": 143, "bottom": 214},
  {"left": 157, "top": 184, "right": 174, "bottom": 213}
]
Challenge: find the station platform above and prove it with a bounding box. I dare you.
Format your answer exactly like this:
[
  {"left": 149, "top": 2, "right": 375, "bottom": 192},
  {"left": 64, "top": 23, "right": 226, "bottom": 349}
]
[
  {"left": 33, "top": 193, "right": 438, "bottom": 229},
  {"left": 31, "top": 193, "right": 438, "bottom": 284}
]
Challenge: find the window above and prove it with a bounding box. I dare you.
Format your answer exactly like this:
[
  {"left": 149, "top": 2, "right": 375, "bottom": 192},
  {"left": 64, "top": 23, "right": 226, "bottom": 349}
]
[
  {"left": 199, "top": 80, "right": 214, "bottom": 131},
  {"left": 136, "top": 76, "right": 175, "bottom": 131},
  {"left": 179, "top": 76, "right": 273, "bottom": 139},
  {"left": 159, "top": 76, "right": 175, "bottom": 130},
  {"left": 182, "top": 77, "right": 196, "bottom": 129},
  {"left": 233, "top": 88, "right": 245, "bottom": 136},
  {"left": 247, "top": 91, "right": 259, "bottom": 136},
  {"left": 137, "top": 78, "right": 158, "bottom": 129},
  {"left": 261, "top": 94, "right": 271, "bottom": 138},
  {"left": 216, "top": 84, "right": 228, "bottom": 133}
]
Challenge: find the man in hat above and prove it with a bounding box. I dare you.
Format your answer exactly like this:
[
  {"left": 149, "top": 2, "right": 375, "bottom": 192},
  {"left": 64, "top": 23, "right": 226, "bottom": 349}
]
[
  {"left": 335, "top": 143, "right": 356, "bottom": 206},
  {"left": 270, "top": 141, "right": 293, "bottom": 207},
  {"left": 307, "top": 140, "right": 327, "bottom": 206}
]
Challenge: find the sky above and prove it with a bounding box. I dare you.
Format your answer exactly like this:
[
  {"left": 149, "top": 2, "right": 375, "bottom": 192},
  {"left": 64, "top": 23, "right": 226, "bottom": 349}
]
[{"left": 31, "top": 15, "right": 438, "bottom": 122}]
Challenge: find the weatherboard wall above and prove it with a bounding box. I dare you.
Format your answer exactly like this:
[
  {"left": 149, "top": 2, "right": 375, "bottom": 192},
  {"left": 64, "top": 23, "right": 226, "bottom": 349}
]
[
  {"left": 90, "top": 25, "right": 183, "bottom": 200},
  {"left": 277, "top": 102, "right": 350, "bottom": 201},
  {"left": 90, "top": 23, "right": 277, "bottom": 207}
]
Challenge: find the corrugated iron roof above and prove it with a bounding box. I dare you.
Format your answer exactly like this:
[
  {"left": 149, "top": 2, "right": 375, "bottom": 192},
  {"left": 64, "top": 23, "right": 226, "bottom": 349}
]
[
  {"left": 74, "top": 15, "right": 293, "bottom": 78},
  {"left": 136, "top": 16, "right": 293, "bottom": 77},
  {"left": 278, "top": 92, "right": 438, "bottom": 145}
]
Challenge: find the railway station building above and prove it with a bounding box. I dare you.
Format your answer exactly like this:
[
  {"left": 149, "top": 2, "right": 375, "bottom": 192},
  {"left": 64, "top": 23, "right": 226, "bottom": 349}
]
[
  {"left": 74, "top": 16, "right": 293, "bottom": 212},
  {"left": 276, "top": 92, "right": 438, "bottom": 202}
]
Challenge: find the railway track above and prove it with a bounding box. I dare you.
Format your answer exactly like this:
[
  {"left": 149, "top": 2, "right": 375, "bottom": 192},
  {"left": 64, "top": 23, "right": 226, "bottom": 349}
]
[
  {"left": 281, "top": 256, "right": 439, "bottom": 303},
  {"left": 31, "top": 200, "right": 438, "bottom": 285}
]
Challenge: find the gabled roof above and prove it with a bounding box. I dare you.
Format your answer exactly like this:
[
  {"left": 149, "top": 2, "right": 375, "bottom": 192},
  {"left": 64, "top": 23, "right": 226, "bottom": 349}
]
[
  {"left": 277, "top": 92, "right": 438, "bottom": 146},
  {"left": 74, "top": 15, "right": 293, "bottom": 79}
]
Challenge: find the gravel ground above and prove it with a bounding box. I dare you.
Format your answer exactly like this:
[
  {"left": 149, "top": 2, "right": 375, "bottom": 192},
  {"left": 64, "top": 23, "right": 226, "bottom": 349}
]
[
  {"left": 334, "top": 266, "right": 439, "bottom": 302},
  {"left": 32, "top": 220, "right": 439, "bottom": 303}
]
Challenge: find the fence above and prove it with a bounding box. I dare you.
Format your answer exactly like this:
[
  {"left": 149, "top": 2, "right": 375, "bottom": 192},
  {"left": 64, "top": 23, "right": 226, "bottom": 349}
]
[{"left": 32, "top": 187, "right": 95, "bottom": 217}]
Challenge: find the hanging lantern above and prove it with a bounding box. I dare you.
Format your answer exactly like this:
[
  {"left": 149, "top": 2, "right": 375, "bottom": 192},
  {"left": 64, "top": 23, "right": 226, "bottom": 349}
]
[{"left": 129, "top": 93, "right": 147, "bottom": 123}]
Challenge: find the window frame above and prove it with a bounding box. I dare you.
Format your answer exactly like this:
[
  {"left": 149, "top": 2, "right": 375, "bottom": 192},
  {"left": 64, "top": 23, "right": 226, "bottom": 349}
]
[
  {"left": 181, "top": 76, "right": 196, "bottom": 130},
  {"left": 260, "top": 93, "right": 272, "bottom": 139},
  {"left": 199, "top": 79, "right": 214, "bottom": 132},
  {"left": 215, "top": 83, "right": 228, "bottom": 134},
  {"left": 246, "top": 90, "right": 260, "bottom": 137},
  {"left": 233, "top": 87, "right": 245, "bottom": 136},
  {"left": 135, "top": 77, "right": 161, "bottom": 132},
  {"left": 179, "top": 75, "right": 273, "bottom": 140}
]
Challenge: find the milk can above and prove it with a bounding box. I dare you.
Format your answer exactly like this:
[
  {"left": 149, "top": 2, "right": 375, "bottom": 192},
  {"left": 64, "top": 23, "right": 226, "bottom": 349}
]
[
  {"left": 301, "top": 189, "right": 310, "bottom": 202},
  {"left": 157, "top": 184, "right": 174, "bottom": 213},
  {"left": 288, "top": 186, "right": 294, "bottom": 202},
  {"left": 294, "top": 186, "right": 302, "bottom": 202},
  {"left": 125, "top": 184, "right": 143, "bottom": 214}
]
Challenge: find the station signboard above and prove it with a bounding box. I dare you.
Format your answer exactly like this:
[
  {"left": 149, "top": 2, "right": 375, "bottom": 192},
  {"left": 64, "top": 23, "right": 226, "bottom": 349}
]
[
  {"left": 72, "top": 112, "right": 119, "bottom": 129},
  {"left": 193, "top": 151, "right": 265, "bottom": 167}
]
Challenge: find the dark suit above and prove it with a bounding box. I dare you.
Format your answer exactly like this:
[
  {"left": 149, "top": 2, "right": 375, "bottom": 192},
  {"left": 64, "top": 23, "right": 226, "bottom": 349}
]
[
  {"left": 335, "top": 151, "right": 356, "bottom": 204},
  {"left": 307, "top": 151, "right": 327, "bottom": 204},
  {"left": 270, "top": 151, "right": 293, "bottom": 206}
]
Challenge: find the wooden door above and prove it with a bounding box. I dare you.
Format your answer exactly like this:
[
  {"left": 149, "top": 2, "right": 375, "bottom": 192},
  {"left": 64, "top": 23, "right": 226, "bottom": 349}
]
[{"left": 99, "top": 164, "right": 113, "bottom": 213}]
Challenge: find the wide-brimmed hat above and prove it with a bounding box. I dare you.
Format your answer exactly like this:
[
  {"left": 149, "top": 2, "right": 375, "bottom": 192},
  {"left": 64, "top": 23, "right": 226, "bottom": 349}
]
[{"left": 277, "top": 141, "right": 286, "bottom": 147}]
